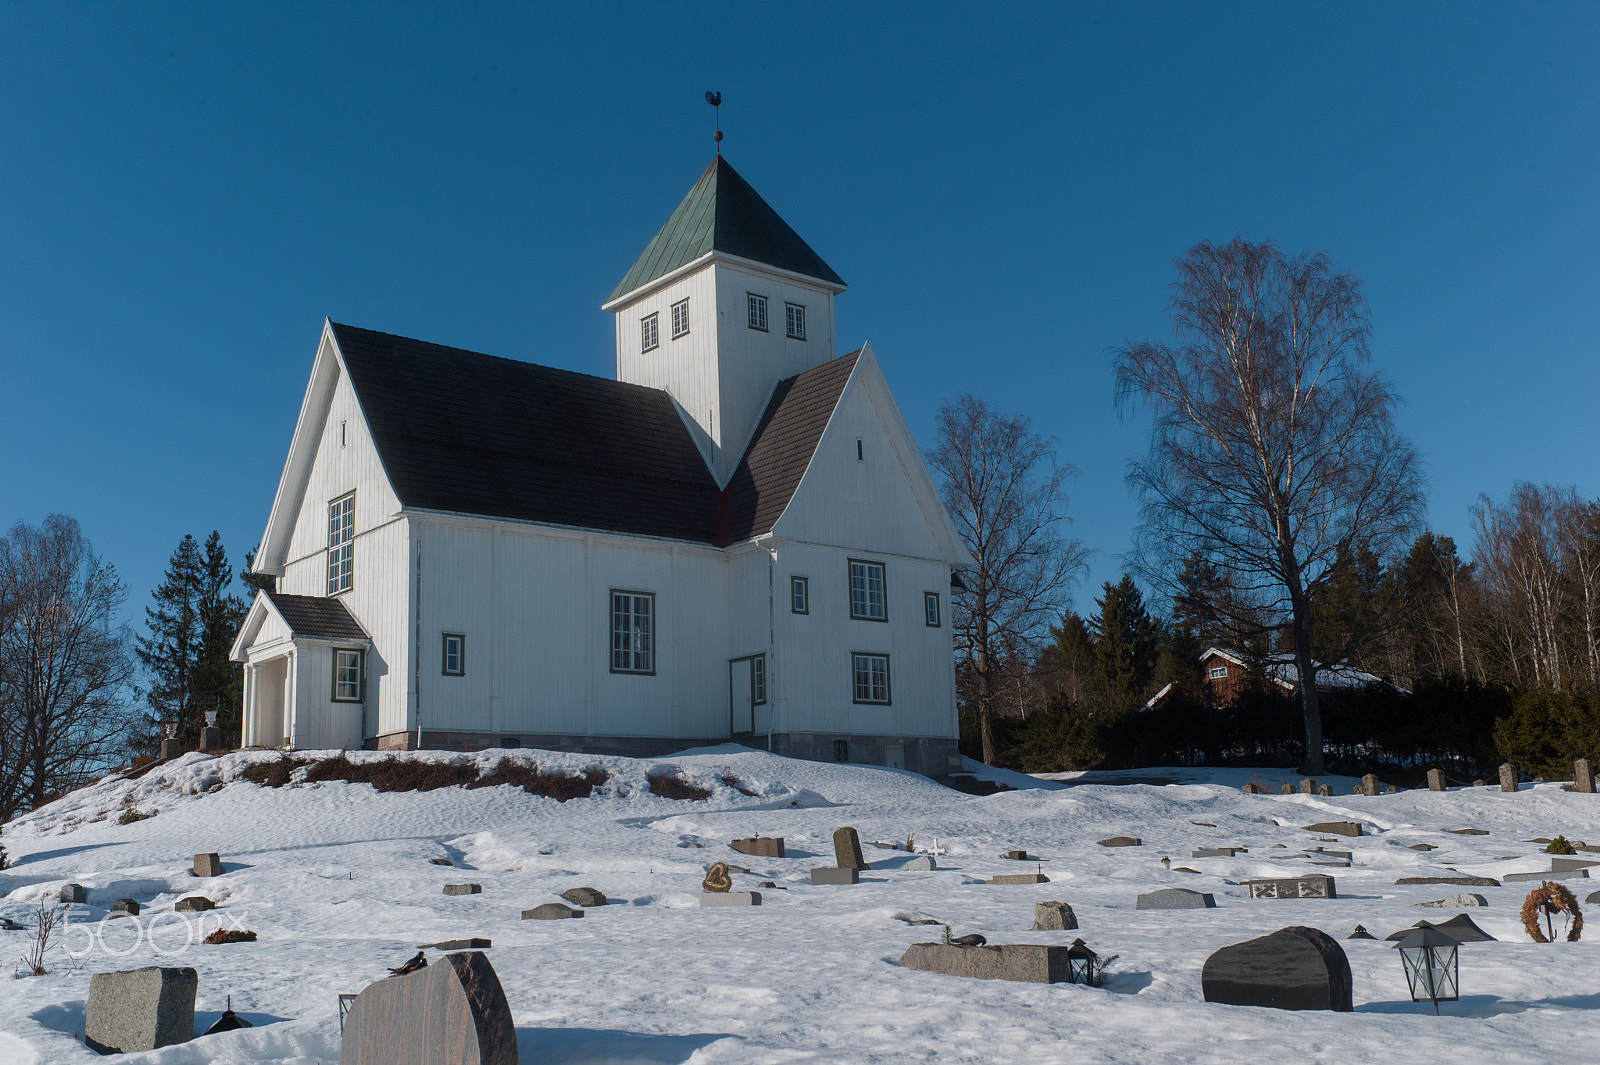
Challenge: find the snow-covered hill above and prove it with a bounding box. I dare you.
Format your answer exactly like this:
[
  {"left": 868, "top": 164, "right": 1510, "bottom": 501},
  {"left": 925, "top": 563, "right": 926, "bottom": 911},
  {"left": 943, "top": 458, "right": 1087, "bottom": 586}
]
[{"left": 3, "top": 746, "right": 1598, "bottom": 1064}]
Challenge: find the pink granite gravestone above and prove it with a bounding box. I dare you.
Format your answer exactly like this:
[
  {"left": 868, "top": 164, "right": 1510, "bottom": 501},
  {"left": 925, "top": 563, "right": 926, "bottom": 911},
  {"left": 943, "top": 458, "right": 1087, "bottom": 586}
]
[{"left": 340, "top": 951, "right": 516, "bottom": 1065}]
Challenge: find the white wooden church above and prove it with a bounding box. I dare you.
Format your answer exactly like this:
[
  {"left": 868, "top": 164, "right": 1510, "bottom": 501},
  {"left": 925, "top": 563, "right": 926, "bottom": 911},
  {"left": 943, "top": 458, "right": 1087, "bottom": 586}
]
[{"left": 231, "top": 156, "right": 971, "bottom": 775}]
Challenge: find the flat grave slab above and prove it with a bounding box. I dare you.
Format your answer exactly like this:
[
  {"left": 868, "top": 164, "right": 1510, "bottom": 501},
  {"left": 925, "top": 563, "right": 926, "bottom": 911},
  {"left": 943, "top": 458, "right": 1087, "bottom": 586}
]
[
  {"left": 1395, "top": 875, "right": 1499, "bottom": 886},
  {"left": 987, "top": 873, "right": 1050, "bottom": 885},
  {"left": 700, "top": 891, "right": 762, "bottom": 907},
  {"left": 522, "top": 904, "right": 581, "bottom": 920},
  {"left": 1415, "top": 894, "right": 1487, "bottom": 908},
  {"left": 730, "top": 836, "right": 785, "bottom": 858},
  {"left": 419, "top": 938, "right": 493, "bottom": 949},
  {"left": 560, "top": 887, "right": 607, "bottom": 907},
  {"left": 1503, "top": 869, "right": 1590, "bottom": 883},
  {"left": 810, "top": 867, "right": 859, "bottom": 885},
  {"left": 898, "top": 942, "right": 1077, "bottom": 984},
  {"left": 1303, "top": 821, "right": 1362, "bottom": 837},
  {"left": 1549, "top": 858, "right": 1600, "bottom": 872},
  {"left": 1098, "top": 836, "right": 1142, "bottom": 847},
  {"left": 1136, "top": 888, "right": 1216, "bottom": 910},
  {"left": 443, "top": 884, "right": 483, "bottom": 896}
]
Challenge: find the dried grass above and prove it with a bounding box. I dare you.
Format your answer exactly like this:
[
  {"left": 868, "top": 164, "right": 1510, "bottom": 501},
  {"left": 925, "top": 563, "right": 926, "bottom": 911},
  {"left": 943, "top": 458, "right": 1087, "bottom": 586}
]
[{"left": 647, "top": 772, "right": 711, "bottom": 800}]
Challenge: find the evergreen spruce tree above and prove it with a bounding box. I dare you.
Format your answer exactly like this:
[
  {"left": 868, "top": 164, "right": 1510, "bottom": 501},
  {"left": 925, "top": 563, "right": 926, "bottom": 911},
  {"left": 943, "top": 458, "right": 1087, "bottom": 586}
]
[
  {"left": 136, "top": 535, "right": 203, "bottom": 750},
  {"left": 194, "top": 532, "right": 247, "bottom": 748},
  {"left": 1088, "top": 576, "right": 1162, "bottom": 716}
]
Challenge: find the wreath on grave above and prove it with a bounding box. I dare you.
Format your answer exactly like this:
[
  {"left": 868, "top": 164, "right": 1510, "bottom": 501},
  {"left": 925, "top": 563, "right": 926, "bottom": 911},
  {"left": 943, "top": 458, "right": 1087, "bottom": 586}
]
[{"left": 1520, "top": 881, "right": 1583, "bottom": 943}]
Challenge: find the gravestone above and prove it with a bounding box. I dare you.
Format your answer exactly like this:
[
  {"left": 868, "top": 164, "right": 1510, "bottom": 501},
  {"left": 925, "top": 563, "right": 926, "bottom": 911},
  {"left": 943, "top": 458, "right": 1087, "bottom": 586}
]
[
  {"left": 200, "top": 725, "right": 222, "bottom": 750},
  {"left": 1305, "top": 848, "right": 1351, "bottom": 859},
  {"left": 1279, "top": 784, "right": 1294, "bottom": 795},
  {"left": 1004, "top": 850, "right": 1030, "bottom": 860},
  {"left": 1576, "top": 759, "right": 1596, "bottom": 794},
  {"left": 730, "top": 836, "right": 785, "bottom": 858},
  {"left": 1303, "top": 821, "right": 1362, "bottom": 837},
  {"left": 1242, "top": 783, "right": 1261, "bottom": 794},
  {"left": 898, "top": 942, "right": 1079, "bottom": 984},
  {"left": 811, "top": 867, "right": 859, "bottom": 885},
  {"left": 1360, "top": 774, "right": 1380, "bottom": 797},
  {"left": 1193, "top": 848, "right": 1246, "bottom": 858},
  {"left": 1098, "top": 836, "right": 1142, "bottom": 847},
  {"left": 193, "top": 853, "right": 222, "bottom": 877},
  {"left": 560, "top": 887, "right": 606, "bottom": 907},
  {"left": 1395, "top": 876, "right": 1499, "bottom": 886},
  {"left": 1031, "top": 901, "right": 1077, "bottom": 930},
  {"left": 110, "top": 898, "right": 140, "bottom": 917},
  {"left": 420, "top": 938, "right": 492, "bottom": 949},
  {"left": 521, "top": 904, "right": 582, "bottom": 920},
  {"left": 443, "top": 884, "right": 482, "bottom": 896},
  {"left": 1348, "top": 925, "right": 1376, "bottom": 940},
  {"left": 1499, "top": 763, "right": 1519, "bottom": 792},
  {"left": 429, "top": 858, "right": 453, "bottom": 866},
  {"left": 833, "top": 827, "right": 867, "bottom": 870},
  {"left": 1201, "top": 926, "right": 1352, "bottom": 1012},
  {"left": 174, "top": 896, "right": 213, "bottom": 912},
  {"left": 699, "top": 891, "right": 761, "bottom": 907},
  {"left": 1425, "top": 769, "right": 1445, "bottom": 791},
  {"left": 60, "top": 883, "right": 87, "bottom": 903},
  {"left": 85, "top": 965, "right": 198, "bottom": 1055},
  {"left": 1409, "top": 843, "right": 1438, "bottom": 851},
  {"left": 1504, "top": 869, "right": 1590, "bottom": 883},
  {"left": 987, "top": 873, "right": 1049, "bottom": 885},
  {"left": 1448, "top": 828, "right": 1489, "bottom": 835},
  {"left": 1136, "top": 888, "right": 1216, "bottom": 910},
  {"left": 1299, "top": 778, "right": 1316, "bottom": 794},
  {"left": 339, "top": 950, "right": 516, "bottom": 1065},
  {"left": 1242, "top": 875, "right": 1336, "bottom": 900},
  {"left": 1586, "top": 890, "right": 1600, "bottom": 904},
  {"left": 905, "top": 856, "right": 936, "bottom": 870},
  {"left": 1549, "top": 857, "right": 1600, "bottom": 872},
  {"left": 1317, "top": 784, "right": 1333, "bottom": 796},
  {"left": 160, "top": 737, "right": 183, "bottom": 760},
  {"left": 1415, "top": 893, "right": 1487, "bottom": 908}
]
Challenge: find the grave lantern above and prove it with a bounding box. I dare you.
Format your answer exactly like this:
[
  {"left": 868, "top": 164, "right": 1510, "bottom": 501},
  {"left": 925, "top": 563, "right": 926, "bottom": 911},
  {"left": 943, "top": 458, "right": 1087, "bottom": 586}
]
[
  {"left": 1393, "top": 926, "right": 1459, "bottom": 1014},
  {"left": 1065, "top": 937, "right": 1104, "bottom": 987}
]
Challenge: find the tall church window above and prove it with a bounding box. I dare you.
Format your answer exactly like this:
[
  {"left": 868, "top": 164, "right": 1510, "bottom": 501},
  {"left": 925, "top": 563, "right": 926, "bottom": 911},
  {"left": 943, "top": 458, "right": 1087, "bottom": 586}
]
[
  {"left": 641, "top": 313, "right": 659, "bottom": 352},
  {"left": 747, "top": 293, "right": 769, "bottom": 331},
  {"left": 611, "top": 590, "right": 655, "bottom": 674},
  {"left": 849, "top": 559, "right": 887, "bottom": 621},
  {"left": 333, "top": 649, "right": 364, "bottom": 701},
  {"left": 671, "top": 298, "right": 690, "bottom": 339},
  {"left": 786, "top": 302, "right": 806, "bottom": 340},
  {"left": 852, "top": 653, "right": 891, "bottom": 704},
  {"left": 327, "top": 493, "right": 354, "bottom": 595}
]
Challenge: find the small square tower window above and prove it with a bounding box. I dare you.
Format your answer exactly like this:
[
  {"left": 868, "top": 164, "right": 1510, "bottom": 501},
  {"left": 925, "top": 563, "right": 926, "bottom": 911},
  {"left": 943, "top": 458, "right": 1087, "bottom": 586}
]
[
  {"left": 747, "top": 293, "right": 768, "bottom": 331},
  {"left": 671, "top": 298, "right": 690, "bottom": 339},
  {"left": 785, "top": 302, "right": 806, "bottom": 340},
  {"left": 641, "top": 313, "right": 659, "bottom": 352}
]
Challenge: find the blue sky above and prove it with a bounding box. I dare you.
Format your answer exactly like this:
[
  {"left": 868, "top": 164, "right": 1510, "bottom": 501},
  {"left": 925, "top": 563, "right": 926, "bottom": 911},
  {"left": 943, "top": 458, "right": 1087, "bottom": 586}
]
[{"left": 3, "top": 2, "right": 1596, "bottom": 629}]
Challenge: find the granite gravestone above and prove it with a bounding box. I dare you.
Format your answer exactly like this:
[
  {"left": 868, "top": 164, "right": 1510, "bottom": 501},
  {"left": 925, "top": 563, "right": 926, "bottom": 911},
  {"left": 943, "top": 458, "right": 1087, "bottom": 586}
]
[
  {"left": 833, "top": 827, "right": 867, "bottom": 870},
  {"left": 1395, "top": 876, "right": 1499, "bottom": 886},
  {"left": 730, "top": 837, "right": 785, "bottom": 858},
  {"left": 1136, "top": 888, "right": 1216, "bottom": 910},
  {"left": 1242, "top": 875, "right": 1336, "bottom": 900},
  {"left": 1415, "top": 893, "right": 1488, "bottom": 908},
  {"left": 194, "top": 853, "right": 223, "bottom": 877},
  {"left": 898, "top": 942, "right": 1079, "bottom": 984},
  {"left": 1360, "top": 774, "right": 1380, "bottom": 797},
  {"left": 60, "top": 883, "right": 87, "bottom": 903},
  {"left": 1279, "top": 784, "right": 1294, "bottom": 795},
  {"left": 1427, "top": 769, "right": 1446, "bottom": 791},
  {"left": 1499, "top": 763, "right": 1519, "bottom": 792},
  {"left": 1193, "top": 848, "right": 1246, "bottom": 858},
  {"left": 1303, "top": 821, "right": 1362, "bottom": 838},
  {"left": 1549, "top": 858, "right": 1600, "bottom": 872},
  {"left": 84, "top": 965, "right": 198, "bottom": 1055},
  {"left": 1241, "top": 783, "right": 1261, "bottom": 794},
  {"left": 521, "top": 904, "right": 581, "bottom": 920},
  {"left": 1031, "top": 901, "right": 1078, "bottom": 930},
  {"left": 811, "top": 867, "right": 859, "bottom": 885},
  {"left": 905, "top": 856, "right": 937, "bottom": 871},
  {"left": 443, "top": 884, "right": 482, "bottom": 896},
  {"left": 1576, "top": 758, "right": 1596, "bottom": 795},
  {"left": 1299, "top": 778, "right": 1316, "bottom": 794},
  {"left": 1503, "top": 869, "right": 1590, "bottom": 883},
  {"left": 174, "top": 896, "right": 213, "bottom": 912},
  {"left": 1586, "top": 890, "right": 1600, "bottom": 905},
  {"left": 1201, "top": 926, "right": 1353, "bottom": 1012},
  {"left": 699, "top": 891, "right": 761, "bottom": 907},
  {"left": 1098, "top": 837, "right": 1142, "bottom": 847},
  {"left": 109, "top": 898, "right": 140, "bottom": 917},
  {"left": 1317, "top": 784, "right": 1333, "bottom": 796},
  {"left": 339, "top": 950, "right": 516, "bottom": 1065},
  {"left": 560, "top": 887, "right": 606, "bottom": 907},
  {"left": 987, "top": 873, "right": 1050, "bottom": 885}
]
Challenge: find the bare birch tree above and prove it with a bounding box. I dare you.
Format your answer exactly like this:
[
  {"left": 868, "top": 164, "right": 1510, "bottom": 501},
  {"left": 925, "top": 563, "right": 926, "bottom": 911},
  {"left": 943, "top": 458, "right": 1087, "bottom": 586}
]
[
  {"left": 927, "top": 395, "right": 1089, "bottom": 766},
  {"left": 0, "top": 516, "right": 136, "bottom": 820},
  {"left": 1115, "top": 238, "right": 1424, "bottom": 775}
]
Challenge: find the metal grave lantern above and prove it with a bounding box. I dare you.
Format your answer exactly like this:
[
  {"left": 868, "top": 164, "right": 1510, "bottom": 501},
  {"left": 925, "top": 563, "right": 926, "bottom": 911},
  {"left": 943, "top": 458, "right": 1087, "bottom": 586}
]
[
  {"left": 1065, "top": 937, "right": 1104, "bottom": 987},
  {"left": 1393, "top": 925, "right": 1459, "bottom": 1014}
]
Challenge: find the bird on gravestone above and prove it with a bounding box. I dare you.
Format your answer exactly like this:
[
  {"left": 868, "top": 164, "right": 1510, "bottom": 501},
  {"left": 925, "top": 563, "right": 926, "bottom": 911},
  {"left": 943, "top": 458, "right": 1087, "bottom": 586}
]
[
  {"left": 387, "top": 951, "right": 427, "bottom": 977},
  {"left": 949, "top": 933, "right": 987, "bottom": 947}
]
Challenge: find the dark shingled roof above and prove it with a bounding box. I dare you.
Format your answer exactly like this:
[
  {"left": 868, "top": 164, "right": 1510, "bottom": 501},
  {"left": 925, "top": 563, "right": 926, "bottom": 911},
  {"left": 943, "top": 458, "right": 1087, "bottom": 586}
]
[
  {"left": 727, "top": 350, "right": 860, "bottom": 540},
  {"left": 330, "top": 322, "right": 721, "bottom": 543},
  {"left": 265, "top": 591, "right": 369, "bottom": 641},
  {"left": 608, "top": 157, "right": 845, "bottom": 302}
]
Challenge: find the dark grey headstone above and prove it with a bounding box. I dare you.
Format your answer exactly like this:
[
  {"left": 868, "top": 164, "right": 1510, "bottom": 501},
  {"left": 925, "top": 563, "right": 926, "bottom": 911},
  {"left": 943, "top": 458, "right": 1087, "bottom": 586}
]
[
  {"left": 730, "top": 836, "right": 785, "bottom": 858},
  {"left": 443, "top": 883, "right": 482, "bottom": 896},
  {"left": 833, "top": 827, "right": 867, "bottom": 870},
  {"left": 110, "top": 898, "right": 140, "bottom": 917},
  {"left": 1550, "top": 858, "right": 1600, "bottom": 872},
  {"left": 1201, "top": 926, "right": 1353, "bottom": 1012},
  {"left": 339, "top": 950, "right": 516, "bottom": 1065},
  {"left": 1136, "top": 888, "right": 1216, "bottom": 910},
  {"left": 1503, "top": 869, "right": 1590, "bottom": 883},
  {"left": 200, "top": 725, "right": 222, "bottom": 750},
  {"left": 429, "top": 858, "right": 454, "bottom": 866},
  {"left": 193, "top": 853, "right": 222, "bottom": 877},
  {"left": 420, "top": 938, "right": 492, "bottom": 949},
  {"left": 1408, "top": 843, "right": 1438, "bottom": 851},
  {"left": 811, "top": 866, "right": 859, "bottom": 885},
  {"left": 521, "top": 903, "right": 581, "bottom": 920},
  {"left": 1243, "top": 875, "right": 1336, "bottom": 900},
  {"left": 1427, "top": 768, "right": 1446, "bottom": 791},
  {"left": 160, "top": 738, "right": 183, "bottom": 760},
  {"left": 1499, "top": 763, "right": 1518, "bottom": 792},
  {"left": 898, "top": 942, "right": 1078, "bottom": 984},
  {"left": 59, "top": 883, "right": 87, "bottom": 903},
  {"left": 174, "top": 896, "right": 213, "bottom": 912},
  {"left": 1030, "top": 901, "right": 1077, "bottom": 930},
  {"left": 1305, "top": 848, "right": 1351, "bottom": 859},
  {"left": 1303, "top": 821, "right": 1362, "bottom": 837},
  {"left": 1004, "top": 849, "right": 1030, "bottom": 860},
  {"left": 1098, "top": 836, "right": 1142, "bottom": 847},
  {"left": 1586, "top": 890, "right": 1600, "bottom": 904},
  {"left": 1576, "top": 758, "right": 1596, "bottom": 794},
  {"left": 85, "top": 966, "right": 198, "bottom": 1055},
  {"left": 560, "top": 887, "right": 607, "bottom": 907},
  {"left": 1395, "top": 876, "right": 1499, "bottom": 886},
  {"left": 1448, "top": 828, "right": 1489, "bottom": 835}
]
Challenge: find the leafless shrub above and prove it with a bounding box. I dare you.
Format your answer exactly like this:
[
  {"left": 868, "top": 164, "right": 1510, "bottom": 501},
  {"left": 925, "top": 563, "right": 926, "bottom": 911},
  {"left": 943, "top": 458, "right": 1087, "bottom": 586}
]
[
  {"left": 647, "top": 772, "right": 711, "bottom": 800},
  {"left": 19, "top": 897, "right": 60, "bottom": 976}
]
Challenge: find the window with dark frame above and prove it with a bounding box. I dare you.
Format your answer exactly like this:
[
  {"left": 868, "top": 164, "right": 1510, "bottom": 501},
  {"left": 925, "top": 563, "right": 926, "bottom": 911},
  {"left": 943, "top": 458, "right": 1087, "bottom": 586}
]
[
  {"left": 671, "top": 298, "right": 690, "bottom": 339},
  {"left": 752, "top": 655, "right": 766, "bottom": 705},
  {"left": 747, "top": 293, "right": 769, "bottom": 331},
  {"left": 333, "top": 648, "right": 363, "bottom": 701},
  {"left": 791, "top": 575, "right": 809, "bottom": 614},
  {"left": 611, "top": 591, "right": 655, "bottom": 673},
  {"left": 641, "top": 313, "right": 659, "bottom": 352},
  {"left": 785, "top": 302, "right": 806, "bottom": 339},
  {"left": 442, "top": 633, "right": 465, "bottom": 676},
  {"left": 326, "top": 493, "right": 354, "bottom": 595},
  {"left": 852, "top": 652, "right": 890, "bottom": 704},
  {"left": 924, "top": 592, "right": 941, "bottom": 627},
  {"left": 849, "top": 559, "right": 886, "bottom": 621}
]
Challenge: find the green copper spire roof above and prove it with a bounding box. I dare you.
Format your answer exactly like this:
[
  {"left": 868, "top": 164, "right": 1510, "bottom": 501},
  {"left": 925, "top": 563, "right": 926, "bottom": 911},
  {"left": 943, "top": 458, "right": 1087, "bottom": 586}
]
[{"left": 608, "top": 157, "right": 844, "bottom": 303}]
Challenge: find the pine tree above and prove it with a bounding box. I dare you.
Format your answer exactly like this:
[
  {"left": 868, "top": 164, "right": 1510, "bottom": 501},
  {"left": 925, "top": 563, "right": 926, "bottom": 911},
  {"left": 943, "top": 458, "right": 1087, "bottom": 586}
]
[
  {"left": 136, "top": 535, "right": 203, "bottom": 750},
  {"left": 194, "top": 532, "right": 247, "bottom": 748}
]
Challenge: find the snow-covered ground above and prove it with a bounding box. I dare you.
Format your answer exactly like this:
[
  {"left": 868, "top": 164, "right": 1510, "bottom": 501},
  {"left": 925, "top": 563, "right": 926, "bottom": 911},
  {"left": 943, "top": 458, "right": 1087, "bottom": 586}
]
[{"left": 2, "top": 746, "right": 1597, "bottom": 1064}]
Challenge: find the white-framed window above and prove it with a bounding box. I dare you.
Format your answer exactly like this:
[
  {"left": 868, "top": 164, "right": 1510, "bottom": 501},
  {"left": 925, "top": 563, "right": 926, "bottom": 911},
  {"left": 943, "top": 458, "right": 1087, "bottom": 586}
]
[
  {"left": 671, "top": 298, "right": 690, "bottom": 339},
  {"left": 924, "top": 592, "right": 941, "bottom": 627},
  {"left": 611, "top": 590, "right": 655, "bottom": 674},
  {"left": 747, "top": 293, "right": 769, "bottom": 331},
  {"left": 641, "top": 312, "right": 659, "bottom": 352},
  {"left": 785, "top": 302, "right": 806, "bottom": 339},
  {"left": 852, "top": 652, "right": 890, "bottom": 704},
  {"left": 791, "top": 575, "right": 809, "bottom": 614},
  {"left": 326, "top": 493, "right": 354, "bottom": 595},
  {"left": 1208, "top": 665, "right": 1228, "bottom": 680},
  {"left": 849, "top": 559, "right": 886, "bottom": 621},
  {"left": 442, "top": 633, "right": 465, "bottom": 676},
  {"left": 333, "top": 648, "right": 364, "bottom": 702},
  {"left": 752, "top": 654, "right": 766, "bottom": 705}
]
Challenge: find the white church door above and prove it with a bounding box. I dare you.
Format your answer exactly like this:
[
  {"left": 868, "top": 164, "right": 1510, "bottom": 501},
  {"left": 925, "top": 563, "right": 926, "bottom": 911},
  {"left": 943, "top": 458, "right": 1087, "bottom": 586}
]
[{"left": 729, "top": 657, "right": 755, "bottom": 735}]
